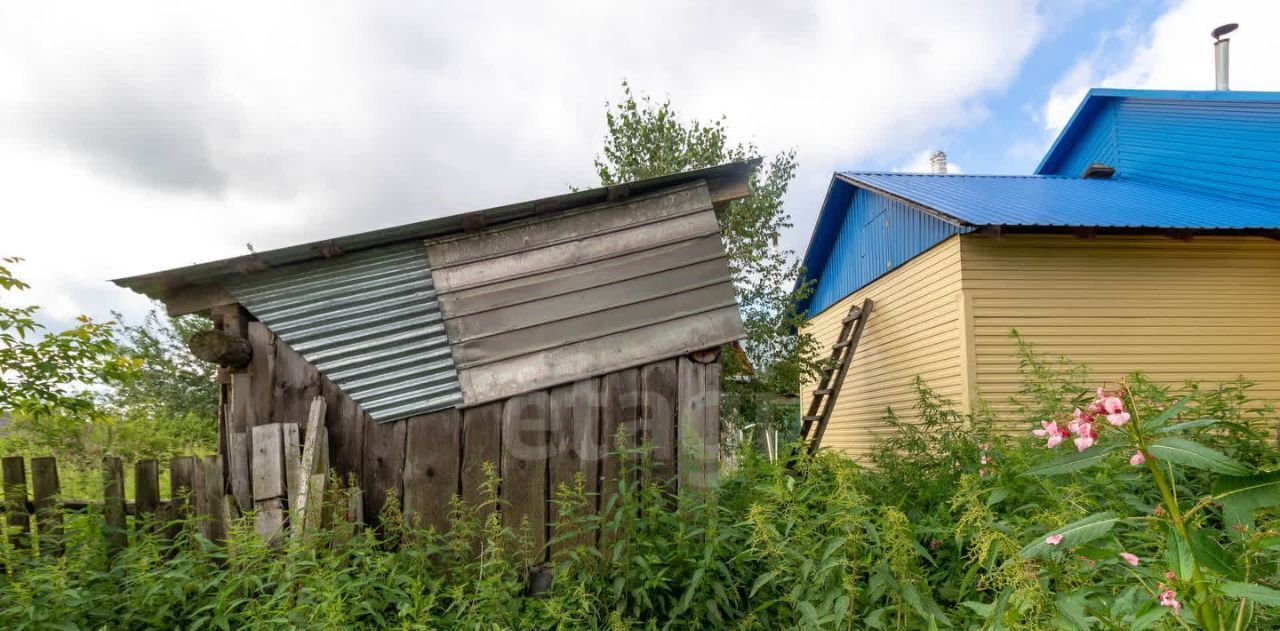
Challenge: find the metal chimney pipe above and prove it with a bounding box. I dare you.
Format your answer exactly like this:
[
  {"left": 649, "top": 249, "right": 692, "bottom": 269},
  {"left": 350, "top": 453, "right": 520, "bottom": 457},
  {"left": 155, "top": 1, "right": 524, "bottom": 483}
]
[
  {"left": 929, "top": 150, "right": 947, "bottom": 174},
  {"left": 1215, "top": 38, "right": 1230, "bottom": 90},
  {"left": 1212, "top": 23, "right": 1238, "bottom": 91}
]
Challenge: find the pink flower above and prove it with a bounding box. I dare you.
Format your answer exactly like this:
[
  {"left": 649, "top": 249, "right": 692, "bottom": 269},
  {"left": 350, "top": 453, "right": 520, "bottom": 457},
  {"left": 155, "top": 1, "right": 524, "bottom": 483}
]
[
  {"left": 1100, "top": 396, "right": 1125, "bottom": 415},
  {"left": 1165, "top": 571, "right": 1176, "bottom": 581},
  {"left": 1045, "top": 534, "right": 1064, "bottom": 546},
  {"left": 1033, "top": 421, "right": 1070, "bottom": 449},
  {"left": 978, "top": 467, "right": 988, "bottom": 477},
  {"left": 1070, "top": 420, "right": 1096, "bottom": 451},
  {"left": 1130, "top": 451, "right": 1146, "bottom": 466},
  {"left": 980, "top": 454, "right": 991, "bottom": 465},
  {"left": 1158, "top": 588, "right": 1182, "bottom": 615},
  {"left": 1106, "top": 411, "right": 1131, "bottom": 426},
  {"left": 1120, "top": 552, "right": 1140, "bottom": 566},
  {"left": 980, "top": 442, "right": 992, "bottom": 452}
]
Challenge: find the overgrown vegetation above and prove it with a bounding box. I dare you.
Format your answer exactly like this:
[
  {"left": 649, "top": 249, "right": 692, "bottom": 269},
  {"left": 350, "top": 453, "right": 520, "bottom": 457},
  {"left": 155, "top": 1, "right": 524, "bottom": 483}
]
[
  {"left": 0, "top": 258, "right": 218, "bottom": 495},
  {"left": 3, "top": 336, "right": 1277, "bottom": 629},
  {"left": 595, "top": 82, "right": 821, "bottom": 446}
]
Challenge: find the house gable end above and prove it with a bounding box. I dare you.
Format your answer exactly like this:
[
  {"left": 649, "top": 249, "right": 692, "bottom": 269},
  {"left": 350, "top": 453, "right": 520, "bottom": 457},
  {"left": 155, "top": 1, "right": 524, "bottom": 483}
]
[{"left": 806, "top": 183, "right": 966, "bottom": 316}]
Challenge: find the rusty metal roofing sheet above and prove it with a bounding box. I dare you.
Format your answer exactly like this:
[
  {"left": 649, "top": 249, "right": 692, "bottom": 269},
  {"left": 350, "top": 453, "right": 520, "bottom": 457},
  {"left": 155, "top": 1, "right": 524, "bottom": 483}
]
[{"left": 227, "top": 243, "right": 461, "bottom": 422}]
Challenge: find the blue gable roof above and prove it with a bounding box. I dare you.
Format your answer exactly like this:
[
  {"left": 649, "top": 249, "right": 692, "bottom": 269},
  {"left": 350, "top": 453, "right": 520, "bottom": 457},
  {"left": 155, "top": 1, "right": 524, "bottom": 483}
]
[
  {"left": 843, "top": 172, "right": 1280, "bottom": 230},
  {"left": 1037, "top": 89, "right": 1280, "bottom": 206},
  {"left": 800, "top": 88, "right": 1280, "bottom": 317}
]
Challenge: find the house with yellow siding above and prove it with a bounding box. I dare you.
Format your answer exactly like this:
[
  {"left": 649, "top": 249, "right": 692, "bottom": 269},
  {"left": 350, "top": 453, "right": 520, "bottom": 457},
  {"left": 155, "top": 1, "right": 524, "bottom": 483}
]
[{"left": 798, "top": 89, "right": 1280, "bottom": 457}]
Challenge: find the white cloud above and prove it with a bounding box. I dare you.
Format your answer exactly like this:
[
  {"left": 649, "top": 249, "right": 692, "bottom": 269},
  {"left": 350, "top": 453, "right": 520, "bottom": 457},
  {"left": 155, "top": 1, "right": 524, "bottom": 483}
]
[
  {"left": 0, "top": 0, "right": 1044, "bottom": 327},
  {"left": 1042, "top": 0, "right": 1280, "bottom": 135}
]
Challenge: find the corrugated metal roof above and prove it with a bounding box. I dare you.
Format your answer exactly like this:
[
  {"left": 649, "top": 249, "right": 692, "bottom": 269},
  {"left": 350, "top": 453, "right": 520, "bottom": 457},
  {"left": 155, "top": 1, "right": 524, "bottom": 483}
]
[
  {"left": 805, "top": 186, "right": 968, "bottom": 315},
  {"left": 1037, "top": 88, "right": 1280, "bottom": 175},
  {"left": 227, "top": 243, "right": 461, "bottom": 422},
  {"left": 840, "top": 172, "right": 1280, "bottom": 230}
]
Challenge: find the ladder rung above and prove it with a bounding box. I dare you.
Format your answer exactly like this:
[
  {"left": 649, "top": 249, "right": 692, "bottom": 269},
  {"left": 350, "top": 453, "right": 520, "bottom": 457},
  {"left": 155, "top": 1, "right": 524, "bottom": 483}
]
[
  {"left": 833, "top": 340, "right": 852, "bottom": 350},
  {"left": 814, "top": 388, "right": 832, "bottom": 396},
  {"left": 842, "top": 310, "right": 862, "bottom": 324},
  {"left": 802, "top": 415, "right": 820, "bottom": 422}
]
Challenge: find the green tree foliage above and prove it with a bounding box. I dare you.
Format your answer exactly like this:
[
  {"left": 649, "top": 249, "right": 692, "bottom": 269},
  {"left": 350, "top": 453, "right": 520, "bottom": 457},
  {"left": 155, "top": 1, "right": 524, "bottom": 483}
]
[
  {"left": 0, "top": 258, "right": 217, "bottom": 475},
  {"left": 0, "top": 257, "right": 126, "bottom": 419},
  {"left": 108, "top": 309, "right": 218, "bottom": 423},
  {"left": 595, "top": 82, "right": 820, "bottom": 440}
]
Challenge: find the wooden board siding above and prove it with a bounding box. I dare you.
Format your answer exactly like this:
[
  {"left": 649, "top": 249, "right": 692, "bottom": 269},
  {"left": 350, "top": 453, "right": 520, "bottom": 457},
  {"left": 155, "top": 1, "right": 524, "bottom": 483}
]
[
  {"left": 226, "top": 322, "right": 719, "bottom": 556},
  {"left": 427, "top": 182, "right": 745, "bottom": 406},
  {"left": 802, "top": 236, "right": 965, "bottom": 457},
  {"left": 960, "top": 234, "right": 1280, "bottom": 425}
]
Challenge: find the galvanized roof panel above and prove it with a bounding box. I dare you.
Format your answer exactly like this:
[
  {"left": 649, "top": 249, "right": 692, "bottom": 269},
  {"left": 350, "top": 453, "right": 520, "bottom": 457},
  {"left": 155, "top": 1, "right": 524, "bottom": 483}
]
[
  {"left": 840, "top": 172, "right": 1280, "bottom": 230},
  {"left": 227, "top": 243, "right": 461, "bottom": 422}
]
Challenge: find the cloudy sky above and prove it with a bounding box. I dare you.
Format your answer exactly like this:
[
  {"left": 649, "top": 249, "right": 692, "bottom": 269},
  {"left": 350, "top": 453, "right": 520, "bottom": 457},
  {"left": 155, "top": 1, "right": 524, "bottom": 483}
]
[{"left": 2, "top": 0, "right": 1278, "bottom": 330}]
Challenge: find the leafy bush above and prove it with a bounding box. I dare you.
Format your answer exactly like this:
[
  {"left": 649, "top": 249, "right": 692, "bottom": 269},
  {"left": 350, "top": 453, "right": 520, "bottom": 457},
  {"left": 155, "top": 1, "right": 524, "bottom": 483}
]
[{"left": 2, "top": 342, "right": 1278, "bottom": 629}]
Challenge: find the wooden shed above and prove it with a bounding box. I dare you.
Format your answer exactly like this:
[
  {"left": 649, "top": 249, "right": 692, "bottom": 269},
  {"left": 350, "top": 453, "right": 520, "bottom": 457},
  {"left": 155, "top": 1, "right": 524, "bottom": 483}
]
[
  {"left": 113, "top": 161, "right": 756, "bottom": 546},
  {"left": 797, "top": 89, "right": 1280, "bottom": 457}
]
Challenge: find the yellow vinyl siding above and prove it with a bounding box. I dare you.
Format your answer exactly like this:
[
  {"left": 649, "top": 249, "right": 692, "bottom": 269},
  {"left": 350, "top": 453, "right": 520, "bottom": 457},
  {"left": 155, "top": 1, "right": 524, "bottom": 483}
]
[
  {"left": 802, "top": 236, "right": 964, "bottom": 457},
  {"left": 960, "top": 234, "right": 1280, "bottom": 425}
]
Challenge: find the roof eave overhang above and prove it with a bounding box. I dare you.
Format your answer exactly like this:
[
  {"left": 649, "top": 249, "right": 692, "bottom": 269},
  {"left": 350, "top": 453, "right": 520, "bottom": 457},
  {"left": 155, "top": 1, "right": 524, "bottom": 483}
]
[
  {"left": 976, "top": 224, "right": 1280, "bottom": 239},
  {"left": 113, "top": 159, "right": 761, "bottom": 314}
]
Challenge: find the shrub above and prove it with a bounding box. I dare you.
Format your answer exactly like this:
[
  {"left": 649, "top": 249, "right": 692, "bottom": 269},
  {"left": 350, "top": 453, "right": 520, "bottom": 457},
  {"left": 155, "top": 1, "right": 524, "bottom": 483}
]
[{"left": 2, "top": 343, "right": 1278, "bottom": 629}]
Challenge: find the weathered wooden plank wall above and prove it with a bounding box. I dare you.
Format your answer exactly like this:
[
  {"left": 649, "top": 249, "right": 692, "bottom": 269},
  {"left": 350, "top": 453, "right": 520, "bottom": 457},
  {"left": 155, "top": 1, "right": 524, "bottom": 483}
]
[{"left": 220, "top": 316, "right": 722, "bottom": 559}]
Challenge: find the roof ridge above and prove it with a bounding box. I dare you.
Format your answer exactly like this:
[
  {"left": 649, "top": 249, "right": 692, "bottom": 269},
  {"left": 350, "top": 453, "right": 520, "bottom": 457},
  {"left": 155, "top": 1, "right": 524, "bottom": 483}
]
[{"left": 841, "top": 171, "right": 1075, "bottom": 180}]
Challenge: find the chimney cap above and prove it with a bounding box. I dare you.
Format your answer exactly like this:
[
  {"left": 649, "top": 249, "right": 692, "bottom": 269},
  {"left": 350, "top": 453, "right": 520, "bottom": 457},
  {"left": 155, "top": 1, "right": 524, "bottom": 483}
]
[
  {"left": 1212, "top": 23, "right": 1238, "bottom": 41},
  {"left": 929, "top": 150, "right": 948, "bottom": 174}
]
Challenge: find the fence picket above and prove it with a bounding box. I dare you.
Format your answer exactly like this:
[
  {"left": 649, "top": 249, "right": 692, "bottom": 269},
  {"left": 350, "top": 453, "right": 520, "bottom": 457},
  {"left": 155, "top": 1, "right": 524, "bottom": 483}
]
[
  {"left": 2, "top": 456, "right": 30, "bottom": 549},
  {"left": 30, "top": 456, "right": 62, "bottom": 554}
]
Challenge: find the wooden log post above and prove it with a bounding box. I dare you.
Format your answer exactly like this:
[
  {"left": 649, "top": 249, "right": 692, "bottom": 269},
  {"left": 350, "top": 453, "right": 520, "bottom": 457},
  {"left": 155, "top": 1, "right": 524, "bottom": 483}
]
[
  {"left": 30, "top": 457, "right": 62, "bottom": 555},
  {"left": 187, "top": 329, "right": 253, "bottom": 369},
  {"left": 102, "top": 457, "right": 127, "bottom": 552},
  {"left": 134, "top": 460, "right": 160, "bottom": 528},
  {"left": 2, "top": 456, "right": 30, "bottom": 550}
]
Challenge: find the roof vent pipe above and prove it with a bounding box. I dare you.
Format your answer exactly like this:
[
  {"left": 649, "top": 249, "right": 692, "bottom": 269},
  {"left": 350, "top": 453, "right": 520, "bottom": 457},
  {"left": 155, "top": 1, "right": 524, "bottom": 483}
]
[
  {"left": 1212, "top": 23, "right": 1238, "bottom": 91},
  {"left": 929, "top": 150, "right": 947, "bottom": 174}
]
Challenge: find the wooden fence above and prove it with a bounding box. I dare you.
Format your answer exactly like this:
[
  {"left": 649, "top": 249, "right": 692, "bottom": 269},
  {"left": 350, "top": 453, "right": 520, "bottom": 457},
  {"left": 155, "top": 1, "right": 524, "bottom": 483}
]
[
  {"left": 1, "top": 454, "right": 227, "bottom": 554},
  {"left": 1, "top": 414, "right": 344, "bottom": 555}
]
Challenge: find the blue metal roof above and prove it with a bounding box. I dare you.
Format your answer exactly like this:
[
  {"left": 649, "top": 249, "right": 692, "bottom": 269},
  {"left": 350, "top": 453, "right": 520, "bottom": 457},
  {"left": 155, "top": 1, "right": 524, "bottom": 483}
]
[
  {"left": 841, "top": 172, "right": 1280, "bottom": 230},
  {"left": 1037, "top": 88, "right": 1280, "bottom": 175}
]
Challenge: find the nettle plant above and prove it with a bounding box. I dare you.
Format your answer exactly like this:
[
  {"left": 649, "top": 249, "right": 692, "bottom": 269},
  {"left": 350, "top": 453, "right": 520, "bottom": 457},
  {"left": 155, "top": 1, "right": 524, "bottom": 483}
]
[{"left": 1020, "top": 384, "right": 1280, "bottom": 630}]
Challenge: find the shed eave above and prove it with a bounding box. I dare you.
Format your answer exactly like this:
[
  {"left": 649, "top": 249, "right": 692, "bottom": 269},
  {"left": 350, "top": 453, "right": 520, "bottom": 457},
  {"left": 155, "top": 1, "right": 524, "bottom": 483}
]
[{"left": 112, "top": 159, "right": 761, "bottom": 305}]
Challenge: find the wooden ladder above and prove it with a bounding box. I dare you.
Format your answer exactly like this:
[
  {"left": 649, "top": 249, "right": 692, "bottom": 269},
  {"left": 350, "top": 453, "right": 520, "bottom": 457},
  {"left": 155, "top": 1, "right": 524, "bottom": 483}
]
[{"left": 798, "top": 298, "right": 874, "bottom": 456}]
